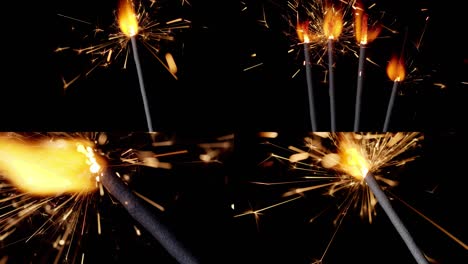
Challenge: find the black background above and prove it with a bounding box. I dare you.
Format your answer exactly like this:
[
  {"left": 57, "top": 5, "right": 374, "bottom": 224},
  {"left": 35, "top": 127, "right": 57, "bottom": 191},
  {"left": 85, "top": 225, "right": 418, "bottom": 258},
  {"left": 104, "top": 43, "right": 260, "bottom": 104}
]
[{"left": 1, "top": 0, "right": 467, "bottom": 263}]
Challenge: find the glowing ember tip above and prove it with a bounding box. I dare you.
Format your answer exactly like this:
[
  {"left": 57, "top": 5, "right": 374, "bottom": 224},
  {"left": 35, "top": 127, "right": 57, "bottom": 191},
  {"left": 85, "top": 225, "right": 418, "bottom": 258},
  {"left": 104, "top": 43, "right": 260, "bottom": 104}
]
[
  {"left": 118, "top": 0, "right": 139, "bottom": 37},
  {"left": 0, "top": 137, "right": 106, "bottom": 195},
  {"left": 337, "top": 136, "right": 369, "bottom": 180}
]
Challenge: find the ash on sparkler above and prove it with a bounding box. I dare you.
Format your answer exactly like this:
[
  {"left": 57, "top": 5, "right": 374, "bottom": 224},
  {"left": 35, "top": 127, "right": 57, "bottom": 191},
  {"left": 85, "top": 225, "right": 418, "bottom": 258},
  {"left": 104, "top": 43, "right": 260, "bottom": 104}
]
[{"left": 0, "top": 132, "right": 229, "bottom": 263}]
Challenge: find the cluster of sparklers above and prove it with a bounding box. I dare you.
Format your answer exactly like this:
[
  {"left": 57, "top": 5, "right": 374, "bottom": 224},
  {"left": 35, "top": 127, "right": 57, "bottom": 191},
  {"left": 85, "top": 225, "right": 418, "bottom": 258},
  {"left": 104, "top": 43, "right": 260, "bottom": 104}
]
[
  {"left": 236, "top": 1, "right": 465, "bottom": 264},
  {"left": 0, "top": 0, "right": 465, "bottom": 264}
]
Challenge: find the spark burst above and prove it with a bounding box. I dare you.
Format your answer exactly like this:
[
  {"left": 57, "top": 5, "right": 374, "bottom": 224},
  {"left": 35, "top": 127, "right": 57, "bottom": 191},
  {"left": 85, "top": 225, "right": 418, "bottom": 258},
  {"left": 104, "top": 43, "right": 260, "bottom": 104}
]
[
  {"left": 0, "top": 132, "right": 215, "bottom": 263},
  {"left": 56, "top": 0, "right": 191, "bottom": 90},
  {"left": 234, "top": 132, "right": 430, "bottom": 262}
]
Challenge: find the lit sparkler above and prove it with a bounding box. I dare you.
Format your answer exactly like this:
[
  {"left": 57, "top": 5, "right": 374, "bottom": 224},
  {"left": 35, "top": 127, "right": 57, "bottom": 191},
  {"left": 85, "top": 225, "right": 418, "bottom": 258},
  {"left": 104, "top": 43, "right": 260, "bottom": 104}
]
[
  {"left": 56, "top": 0, "right": 190, "bottom": 90},
  {"left": 234, "top": 132, "right": 442, "bottom": 262},
  {"left": 0, "top": 132, "right": 205, "bottom": 263}
]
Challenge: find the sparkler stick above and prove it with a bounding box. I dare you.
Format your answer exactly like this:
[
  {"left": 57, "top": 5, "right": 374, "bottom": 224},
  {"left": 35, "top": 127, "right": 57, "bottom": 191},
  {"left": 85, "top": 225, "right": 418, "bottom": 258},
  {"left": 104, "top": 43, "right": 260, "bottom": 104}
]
[
  {"left": 101, "top": 169, "right": 199, "bottom": 264},
  {"left": 297, "top": 21, "right": 317, "bottom": 131},
  {"left": 383, "top": 55, "right": 405, "bottom": 132},
  {"left": 383, "top": 80, "right": 399, "bottom": 132},
  {"left": 325, "top": 39, "right": 337, "bottom": 132},
  {"left": 353, "top": 2, "right": 382, "bottom": 131},
  {"left": 119, "top": 0, "right": 153, "bottom": 132},
  {"left": 327, "top": 39, "right": 336, "bottom": 132},
  {"left": 364, "top": 172, "right": 429, "bottom": 264}
]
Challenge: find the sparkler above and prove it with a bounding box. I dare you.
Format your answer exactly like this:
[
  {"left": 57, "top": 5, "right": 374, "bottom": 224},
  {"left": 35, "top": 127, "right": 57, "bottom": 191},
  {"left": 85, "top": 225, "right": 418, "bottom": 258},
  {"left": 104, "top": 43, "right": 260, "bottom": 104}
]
[
  {"left": 235, "top": 132, "right": 434, "bottom": 262},
  {"left": 297, "top": 20, "right": 317, "bottom": 131},
  {"left": 383, "top": 55, "right": 406, "bottom": 132},
  {"left": 118, "top": 0, "right": 153, "bottom": 132},
  {"left": 56, "top": 0, "right": 190, "bottom": 128},
  {"left": 323, "top": 6, "right": 343, "bottom": 132},
  {"left": 0, "top": 132, "right": 214, "bottom": 263}
]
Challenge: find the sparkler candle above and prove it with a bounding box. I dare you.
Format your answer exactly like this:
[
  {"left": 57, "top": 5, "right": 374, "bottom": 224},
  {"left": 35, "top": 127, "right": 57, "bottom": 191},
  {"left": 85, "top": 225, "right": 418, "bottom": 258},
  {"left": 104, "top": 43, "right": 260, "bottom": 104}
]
[
  {"left": 383, "top": 55, "right": 405, "bottom": 132},
  {"left": 353, "top": 3, "right": 381, "bottom": 131},
  {"left": 323, "top": 7, "right": 342, "bottom": 132},
  {"left": 297, "top": 21, "right": 317, "bottom": 131},
  {"left": 118, "top": 0, "right": 153, "bottom": 132}
]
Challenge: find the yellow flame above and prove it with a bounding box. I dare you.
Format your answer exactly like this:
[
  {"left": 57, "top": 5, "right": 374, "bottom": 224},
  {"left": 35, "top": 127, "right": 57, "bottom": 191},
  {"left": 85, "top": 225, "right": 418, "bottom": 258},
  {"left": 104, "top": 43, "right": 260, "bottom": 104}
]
[
  {"left": 323, "top": 7, "right": 343, "bottom": 40},
  {"left": 118, "top": 0, "right": 139, "bottom": 37},
  {"left": 387, "top": 55, "right": 406, "bottom": 82},
  {"left": 297, "top": 21, "right": 311, "bottom": 43},
  {"left": 337, "top": 135, "right": 369, "bottom": 180},
  {"left": 0, "top": 137, "right": 105, "bottom": 196}
]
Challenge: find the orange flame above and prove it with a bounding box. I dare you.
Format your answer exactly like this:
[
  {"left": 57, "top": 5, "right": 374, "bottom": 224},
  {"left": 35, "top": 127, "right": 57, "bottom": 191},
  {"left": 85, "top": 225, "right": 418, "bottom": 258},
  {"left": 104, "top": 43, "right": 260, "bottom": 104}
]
[
  {"left": 354, "top": 2, "right": 381, "bottom": 44},
  {"left": 0, "top": 137, "right": 106, "bottom": 196},
  {"left": 323, "top": 7, "right": 343, "bottom": 40},
  {"left": 297, "top": 21, "right": 311, "bottom": 43},
  {"left": 386, "top": 55, "right": 406, "bottom": 82},
  {"left": 118, "top": 0, "right": 139, "bottom": 37}
]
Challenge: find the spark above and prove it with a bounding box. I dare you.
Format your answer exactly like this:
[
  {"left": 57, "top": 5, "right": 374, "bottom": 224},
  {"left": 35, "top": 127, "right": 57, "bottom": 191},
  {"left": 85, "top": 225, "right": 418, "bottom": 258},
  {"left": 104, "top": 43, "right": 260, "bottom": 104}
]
[{"left": 56, "top": 0, "right": 191, "bottom": 90}]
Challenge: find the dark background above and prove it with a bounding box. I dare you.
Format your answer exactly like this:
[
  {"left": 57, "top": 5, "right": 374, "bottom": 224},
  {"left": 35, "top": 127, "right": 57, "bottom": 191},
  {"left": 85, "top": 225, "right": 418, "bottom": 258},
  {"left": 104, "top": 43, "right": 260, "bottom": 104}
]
[{"left": 1, "top": 0, "right": 467, "bottom": 263}]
